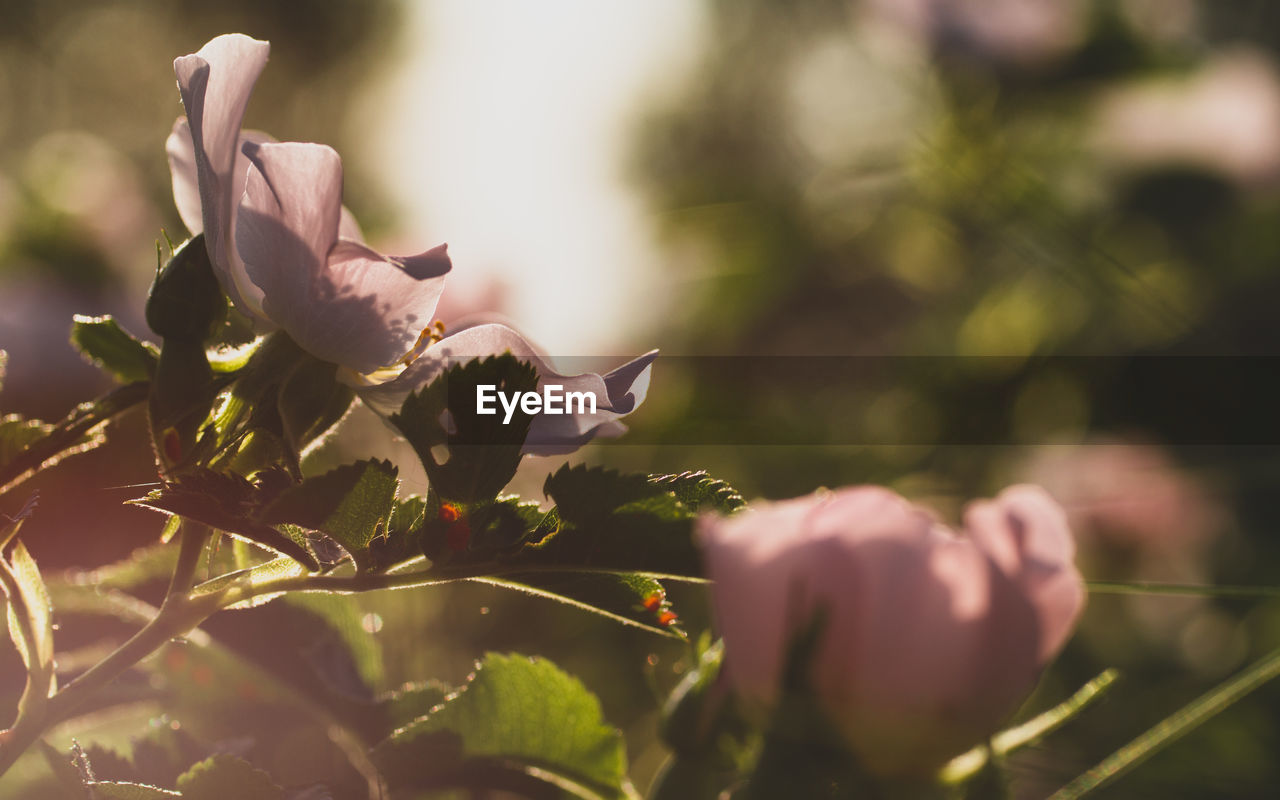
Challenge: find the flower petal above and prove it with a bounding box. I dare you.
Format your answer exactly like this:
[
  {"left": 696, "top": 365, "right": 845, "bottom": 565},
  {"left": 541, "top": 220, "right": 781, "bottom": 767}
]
[
  {"left": 965, "top": 485, "right": 1085, "bottom": 663},
  {"left": 308, "top": 239, "right": 450, "bottom": 372},
  {"left": 172, "top": 34, "right": 272, "bottom": 324},
  {"left": 238, "top": 140, "right": 342, "bottom": 305},
  {"left": 165, "top": 118, "right": 202, "bottom": 236},
  {"left": 339, "top": 206, "right": 364, "bottom": 241},
  {"left": 238, "top": 141, "right": 450, "bottom": 372},
  {"left": 355, "top": 323, "right": 656, "bottom": 454}
]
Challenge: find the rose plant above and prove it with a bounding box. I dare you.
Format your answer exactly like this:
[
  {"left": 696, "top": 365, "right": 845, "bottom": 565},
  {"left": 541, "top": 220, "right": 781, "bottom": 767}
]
[{"left": 0, "top": 28, "right": 1232, "bottom": 800}]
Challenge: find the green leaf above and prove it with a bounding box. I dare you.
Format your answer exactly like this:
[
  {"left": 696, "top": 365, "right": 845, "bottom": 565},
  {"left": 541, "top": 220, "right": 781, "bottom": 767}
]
[
  {"left": 38, "top": 739, "right": 88, "bottom": 795},
  {"left": 87, "top": 782, "right": 181, "bottom": 799},
  {"left": 276, "top": 356, "right": 355, "bottom": 459},
  {"left": 374, "top": 652, "right": 631, "bottom": 799},
  {"left": 420, "top": 495, "right": 553, "bottom": 562},
  {"left": 526, "top": 464, "right": 703, "bottom": 578},
  {"left": 648, "top": 471, "right": 746, "bottom": 514},
  {"left": 145, "top": 233, "right": 227, "bottom": 341},
  {"left": 369, "top": 494, "right": 430, "bottom": 571},
  {"left": 147, "top": 337, "right": 216, "bottom": 471},
  {"left": 4, "top": 540, "right": 53, "bottom": 673},
  {"left": 391, "top": 353, "right": 539, "bottom": 502},
  {"left": 176, "top": 754, "right": 283, "bottom": 800},
  {"left": 548, "top": 464, "right": 669, "bottom": 524},
  {"left": 1, "top": 492, "right": 37, "bottom": 550},
  {"left": 259, "top": 459, "right": 399, "bottom": 573},
  {"left": 2, "top": 540, "right": 56, "bottom": 719},
  {"left": 129, "top": 469, "right": 318, "bottom": 571},
  {"left": 70, "top": 314, "right": 159, "bottom": 383},
  {"left": 1, "top": 416, "right": 55, "bottom": 473}
]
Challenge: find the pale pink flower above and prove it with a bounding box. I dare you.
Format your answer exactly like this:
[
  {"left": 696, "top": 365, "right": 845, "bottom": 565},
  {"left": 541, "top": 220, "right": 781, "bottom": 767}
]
[
  {"left": 166, "top": 34, "right": 448, "bottom": 371},
  {"left": 167, "top": 34, "right": 656, "bottom": 451},
  {"left": 166, "top": 33, "right": 278, "bottom": 323},
  {"left": 698, "top": 485, "right": 1084, "bottom": 774}
]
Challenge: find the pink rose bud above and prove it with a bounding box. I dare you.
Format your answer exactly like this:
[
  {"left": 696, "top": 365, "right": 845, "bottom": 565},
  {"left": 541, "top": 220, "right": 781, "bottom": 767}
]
[{"left": 697, "top": 485, "right": 1085, "bottom": 775}]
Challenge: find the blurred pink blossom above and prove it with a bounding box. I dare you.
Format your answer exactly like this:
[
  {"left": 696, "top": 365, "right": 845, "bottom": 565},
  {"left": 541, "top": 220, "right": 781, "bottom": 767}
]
[
  {"left": 1093, "top": 51, "right": 1280, "bottom": 185},
  {"left": 698, "top": 485, "right": 1084, "bottom": 774},
  {"left": 1021, "top": 441, "right": 1224, "bottom": 553},
  {"left": 861, "top": 0, "right": 1089, "bottom": 67}
]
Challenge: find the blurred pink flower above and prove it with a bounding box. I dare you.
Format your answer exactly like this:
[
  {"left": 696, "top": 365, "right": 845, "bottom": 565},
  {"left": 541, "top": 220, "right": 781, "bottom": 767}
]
[
  {"left": 698, "top": 485, "right": 1084, "bottom": 774},
  {"left": 862, "top": 0, "right": 1089, "bottom": 67},
  {"left": 1021, "top": 441, "right": 1223, "bottom": 553},
  {"left": 1093, "top": 51, "right": 1280, "bottom": 185}
]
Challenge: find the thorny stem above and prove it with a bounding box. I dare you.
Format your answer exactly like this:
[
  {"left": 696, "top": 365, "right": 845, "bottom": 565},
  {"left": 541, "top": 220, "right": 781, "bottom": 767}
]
[
  {"left": 166, "top": 521, "right": 211, "bottom": 599},
  {"left": 0, "top": 575, "right": 227, "bottom": 777},
  {"left": 227, "top": 559, "right": 708, "bottom": 604}
]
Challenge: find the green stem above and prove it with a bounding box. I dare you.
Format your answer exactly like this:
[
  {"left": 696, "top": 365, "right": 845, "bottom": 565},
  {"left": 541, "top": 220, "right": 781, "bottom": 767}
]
[
  {"left": 1049, "top": 646, "right": 1280, "bottom": 799},
  {"left": 0, "top": 584, "right": 225, "bottom": 777},
  {"left": 1087, "top": 580, "right": 1280, "bottom": 599},
  {"left": 229, "top": 560, "right": 705, "bottom": 605},
  {"left": 166, "top": 521, "right": 210, "bottom": 599}
]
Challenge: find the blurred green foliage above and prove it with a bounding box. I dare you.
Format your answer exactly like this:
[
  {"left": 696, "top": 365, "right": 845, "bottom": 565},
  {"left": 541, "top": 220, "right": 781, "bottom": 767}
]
[{"left": 621, "top": 1, "right": 1280, "bottom": 796}]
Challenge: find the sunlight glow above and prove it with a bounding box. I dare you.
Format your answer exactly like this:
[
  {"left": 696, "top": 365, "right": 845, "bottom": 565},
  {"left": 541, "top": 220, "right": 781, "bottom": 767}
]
[{"left": 360, "top": 1, "right": 703, "bottom": 354}]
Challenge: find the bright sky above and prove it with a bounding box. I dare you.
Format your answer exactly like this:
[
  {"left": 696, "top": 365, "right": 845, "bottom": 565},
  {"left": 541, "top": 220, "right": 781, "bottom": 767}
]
[{"left": 360, "top": 1, "right": 704, "bottom": 356}]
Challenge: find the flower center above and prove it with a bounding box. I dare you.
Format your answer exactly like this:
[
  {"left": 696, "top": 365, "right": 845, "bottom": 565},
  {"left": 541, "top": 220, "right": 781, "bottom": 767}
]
[{"left": 400, "top": 320, "right": 448, "bottom": 366}]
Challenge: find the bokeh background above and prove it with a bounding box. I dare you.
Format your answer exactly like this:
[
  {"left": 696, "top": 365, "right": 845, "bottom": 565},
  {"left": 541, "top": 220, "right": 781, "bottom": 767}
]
[{"left": 3, "top": 1, "right": 1280, "bottom": 797}]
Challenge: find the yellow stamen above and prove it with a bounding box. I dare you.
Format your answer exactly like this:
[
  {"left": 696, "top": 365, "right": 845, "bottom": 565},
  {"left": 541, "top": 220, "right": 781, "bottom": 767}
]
[{"left": 399, "top": 320, "right": 448, "bottom": 366}]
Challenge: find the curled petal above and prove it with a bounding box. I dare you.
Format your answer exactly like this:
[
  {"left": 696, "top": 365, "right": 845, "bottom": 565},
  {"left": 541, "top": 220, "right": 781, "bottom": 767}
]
[
  {"left": 965, "top": 485, "right": 1085, "bottom": 663},
  {"left": 356, "top": 323, "right": 657, "bottom": 454},
  {"left": 238, "top": 141, "right": 450, "bottom": 372},
  {"left": 173, "top": 34, "right": 271, "bottom": 322}
]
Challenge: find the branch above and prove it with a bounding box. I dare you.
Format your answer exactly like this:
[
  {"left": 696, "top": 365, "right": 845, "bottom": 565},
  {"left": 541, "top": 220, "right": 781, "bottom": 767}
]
[
  {"left": 224, "top": 558, "right": 706, "bottom": 606},
  {"left": 0, "top": 574, "right": 226, "bottom": 777},
  {"left": 165, "top": 521, "right": 210, "bottom": 599}
]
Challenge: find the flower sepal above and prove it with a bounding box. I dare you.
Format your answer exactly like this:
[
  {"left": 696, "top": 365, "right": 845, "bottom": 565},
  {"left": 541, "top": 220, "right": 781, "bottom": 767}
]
[
  {"left": 740, "top": 610, "right": 950, "bottom": 800},
  {"left": 145, "top": 234, "right": 228, "bottom": 342}
]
